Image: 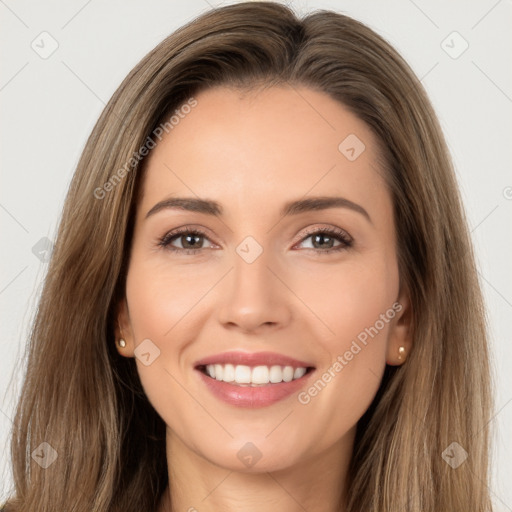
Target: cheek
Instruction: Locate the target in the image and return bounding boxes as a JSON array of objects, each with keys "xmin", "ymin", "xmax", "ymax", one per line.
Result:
[
  {"xmin": 123, "ymin": 256, "xmax": 211, "ymax": 417},
  {"xmin": 294, "ymin": 251, "xmax": 399, "ymax": 354},
  {"xmin": 333, "ymin": 266, "xmax": 395, "ymax": 351},
  {"xmin": 292, "ymin": 253, "xmax": 399, "ymax": 421},
  {"xmin": 125, "ymin": 254, "xmax": 219, "ymax": 341}
]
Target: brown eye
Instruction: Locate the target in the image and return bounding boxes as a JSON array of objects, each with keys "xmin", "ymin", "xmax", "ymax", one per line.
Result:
[
  {"xmin": 172, "ymin": 232, "xmax": 204, "ymax": 250},
  {"xmin": 296, "ymin": 227, "xmax": 353, "ymax": 254},
  {"xmin": 158, "ymin": 227, "xmax": 214, "ymax": 254}
]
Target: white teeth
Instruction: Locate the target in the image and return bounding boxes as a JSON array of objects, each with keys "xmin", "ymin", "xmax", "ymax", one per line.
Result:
[
  {"xmin": 223, "ymin": 363, "xmax": 235, "ymax": 382},
  {"xmin": 214, "ymin": 364, "xmax": 223, "ymax": 381},
  {"xmin": 269, "ymin": 365, "xmax": 283, "ymax": 383},
  {"xmin": 203, "ymin": 363, "xmax": 309, "ymax": 385},
  {"xmin": 282, "ymin": 366, "xmax": 294, "ymax": 382},
  {"xmin": 294, "ymin": 367, "xmax": 306, "ymax": 379},
  {"xmin": 251, "ymin": 365, "xmax": 269, "ymax": 384},
  {"xmin": 234, "ymin": 365, "xmax": 251, "ymax": 384}
]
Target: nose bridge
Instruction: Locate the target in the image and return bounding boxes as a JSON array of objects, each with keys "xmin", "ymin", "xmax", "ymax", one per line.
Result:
[{"xmin": 216, "ymin": 235, "xmax": 291, "ymax": 331}]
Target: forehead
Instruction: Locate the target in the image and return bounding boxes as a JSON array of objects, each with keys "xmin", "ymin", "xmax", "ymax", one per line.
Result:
[{"xmin": 139, "ymin": 85, "xmax": 390, "ymax": 224}]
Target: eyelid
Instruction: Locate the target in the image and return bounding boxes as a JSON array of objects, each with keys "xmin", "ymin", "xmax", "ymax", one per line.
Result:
[
  {"xmin": 158, "ymin": 225, "xmax": 215, "ymax": 249},
  {"xmin": 158, "ymin": 223, "xmax": 353, "ymax": 254},
  {"xmin": 291, "ymin": 224, "xmax": 353, "ymax": 248}
]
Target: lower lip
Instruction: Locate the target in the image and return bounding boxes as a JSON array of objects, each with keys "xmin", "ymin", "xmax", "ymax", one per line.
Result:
[{"xmin": 196, "ymin": 368, "xmax": 315, "ymax": 408}]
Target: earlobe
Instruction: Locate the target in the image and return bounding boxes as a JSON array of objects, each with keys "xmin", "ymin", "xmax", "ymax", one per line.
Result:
[
  {"xmin": 115, "ymin": 298, "xmax": 135, "ymax": 356},
  {"xmin": 386, "ymin": 288, "xmax": 413, "ymax": 366}
]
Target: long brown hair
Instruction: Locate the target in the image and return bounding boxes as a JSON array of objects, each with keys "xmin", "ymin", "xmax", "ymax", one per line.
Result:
[{"xmin": 4, "ymin": 2, "xmax": 493, "ymax": 511}]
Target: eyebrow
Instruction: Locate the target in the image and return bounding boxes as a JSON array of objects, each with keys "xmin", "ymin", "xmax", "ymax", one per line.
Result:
[{"xmin": 145, "ymin": 196, "xmax": 372, "ymax": 224}]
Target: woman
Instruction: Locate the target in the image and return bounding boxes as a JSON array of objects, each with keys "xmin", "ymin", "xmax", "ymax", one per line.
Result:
[{"xmin": 3, "ymin": 2, "xmax": 493, "ymax": 511}]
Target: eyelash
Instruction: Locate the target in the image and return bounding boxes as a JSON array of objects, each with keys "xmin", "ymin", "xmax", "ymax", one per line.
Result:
[{"xmin": 157, "ymin": 225, "xmax": 353, "ymax": 256}]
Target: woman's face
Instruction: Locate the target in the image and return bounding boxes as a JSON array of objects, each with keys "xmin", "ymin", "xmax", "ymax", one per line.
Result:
[{"xmin": 117, "ymin": 85, "xmax": 410, "ymax": 472}]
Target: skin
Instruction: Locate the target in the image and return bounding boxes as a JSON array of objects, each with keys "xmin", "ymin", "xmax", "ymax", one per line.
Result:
[{"xmin": 116, "ymin": 85, "xmax": 412, "ymax": 512}]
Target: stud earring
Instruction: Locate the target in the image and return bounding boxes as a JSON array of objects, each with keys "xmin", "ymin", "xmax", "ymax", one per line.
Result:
[
  {"xmin": 118, "ymin": 339, "xmax": 126, "ymax": 348},
  {"xmin": 397, "ymin": 346, "xmax": 406, "ymax": 361}
]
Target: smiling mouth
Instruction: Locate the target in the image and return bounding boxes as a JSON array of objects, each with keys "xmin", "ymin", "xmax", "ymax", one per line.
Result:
[{"xmin": 196, "ymin": 364, "xmax": 315, "ymax": 387}]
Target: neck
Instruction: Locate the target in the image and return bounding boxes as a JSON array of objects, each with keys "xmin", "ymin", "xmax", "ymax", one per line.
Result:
[{"xmin": 157, "ymin": 427, "xmax": 355, "ymax": 512}]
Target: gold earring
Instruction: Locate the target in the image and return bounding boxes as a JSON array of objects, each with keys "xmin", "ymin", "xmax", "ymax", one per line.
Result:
[{"xmin": 397, "ymin": 346, "xmax": 406, "ymax": 361}]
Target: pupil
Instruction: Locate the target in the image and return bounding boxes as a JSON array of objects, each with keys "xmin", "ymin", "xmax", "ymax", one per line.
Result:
[
  {"xmin": 179, "ymin": 233, "xmax": 336, "ymax": 250},
  {"xmin": 313, "ymin": 233, "xmax": 333, "ymax": 249},
  {"xmin": 183, "ymin": 234, "xmax": 201, "ymax": 248}
]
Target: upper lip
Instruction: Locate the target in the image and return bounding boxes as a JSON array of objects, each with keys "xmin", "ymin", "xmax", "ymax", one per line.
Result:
[{"xmin": 194, "ymin": 351, "xmax": 315, "ymax": 369}]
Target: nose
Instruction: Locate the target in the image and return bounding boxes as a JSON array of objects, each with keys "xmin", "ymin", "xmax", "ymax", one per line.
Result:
[{"xmin": 216, "ymin": 246, "xmax": 292, "ymax": 334}]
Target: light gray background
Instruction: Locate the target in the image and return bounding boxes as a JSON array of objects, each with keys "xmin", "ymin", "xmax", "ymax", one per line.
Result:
[{"xmin": 1, "ymin": 0, "xmax": 511, "ymax": 508}]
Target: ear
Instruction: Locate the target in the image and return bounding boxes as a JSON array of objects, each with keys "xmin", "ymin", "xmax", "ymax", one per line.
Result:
[
  {"xmin": 114, "ymin": 298, "xmax": 136, "ymax": 357},
  {"xmin": 385, "ymin": 286, "xmax": 413, "ymax": 366}
]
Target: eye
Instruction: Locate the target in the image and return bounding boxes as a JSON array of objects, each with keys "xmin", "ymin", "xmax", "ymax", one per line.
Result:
[
  {"xmin": 158, "ymin": 225, "xmax": 353, "ymax": 256},
  {"xmin": 294, "ymin": 226, "xmax": 353, "ymax": 254},
  {"xmin": 158, "ymin": 226, "xmax": 214, "ymax": 255}
]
